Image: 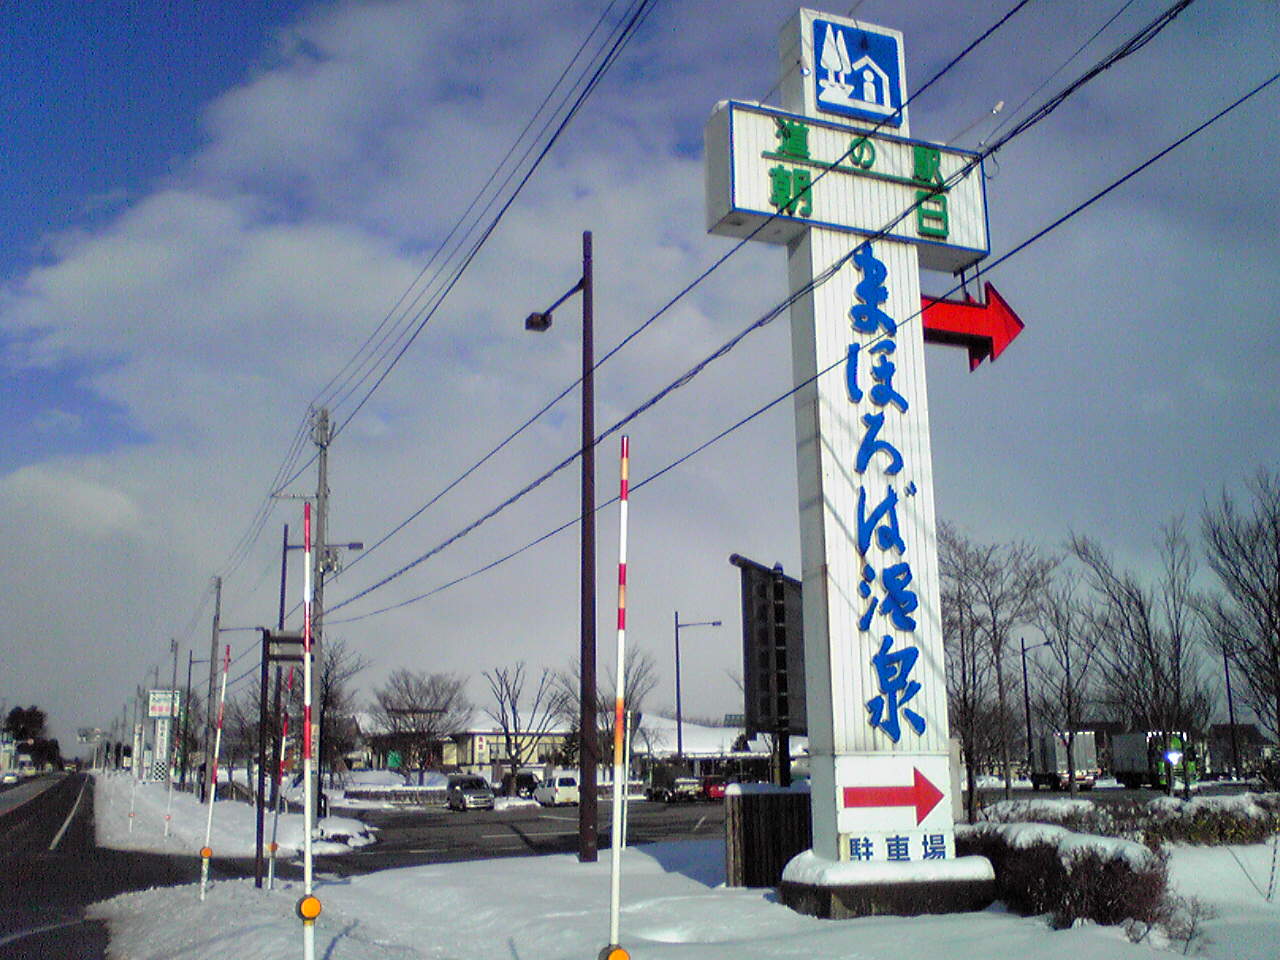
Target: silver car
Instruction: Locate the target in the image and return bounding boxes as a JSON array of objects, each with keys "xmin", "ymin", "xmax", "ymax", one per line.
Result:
[{"xmin": 446, "ymin": 774, "xmax": 495, "ymax": 811}]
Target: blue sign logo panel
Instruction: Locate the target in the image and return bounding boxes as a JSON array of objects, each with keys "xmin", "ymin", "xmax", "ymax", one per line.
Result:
[{"xmin": 812, "ymin": 19, "xmax": 903, "ymax": 128}]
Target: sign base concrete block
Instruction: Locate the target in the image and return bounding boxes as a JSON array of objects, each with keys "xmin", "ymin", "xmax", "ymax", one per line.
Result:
[{"xmin": 779, "ymin": 851, "xmax": 995, "ymax": 918}]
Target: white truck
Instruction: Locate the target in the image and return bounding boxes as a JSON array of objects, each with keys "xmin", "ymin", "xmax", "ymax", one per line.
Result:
[{"xmin": 1030, "ymin": 731, "xmax": 1098, "ymax": 790}]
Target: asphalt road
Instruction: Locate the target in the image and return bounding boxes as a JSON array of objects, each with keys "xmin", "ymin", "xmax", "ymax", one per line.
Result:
[
  {"xmin": 318, "ymin": 798, "xmax": 728, "ymax": 876},
  {"xmin": 0, "ymin": 773, "xmax": 270, "ymax": 959}
]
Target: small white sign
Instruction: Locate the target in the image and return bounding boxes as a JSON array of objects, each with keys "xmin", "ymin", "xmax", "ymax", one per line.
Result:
[
  {"xmin": 147, "ymin": 689, "xmax": 180, "ymax": 719},
  {"xmin": 705, "ymin": 101, "xmax": 988, "ymax": 272}
]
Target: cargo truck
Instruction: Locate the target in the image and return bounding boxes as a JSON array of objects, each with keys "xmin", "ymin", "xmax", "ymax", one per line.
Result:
[
  {"xmin": 1111, "ymin": 731, "xmax": 1199, "ymax": 789},
  {"xmin": 1030, "ymin": 731, "xmax": 1099, "ymax": 791}
]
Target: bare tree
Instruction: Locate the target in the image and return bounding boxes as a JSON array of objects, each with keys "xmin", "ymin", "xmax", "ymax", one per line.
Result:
[
  {"xmin": 1201, "ymin": 470, "xmax": 1280, "ymax": 738},
  {"xmin": 222, "ymin": 682, "xmax": 263, "ymax": 792},
  {"xmin": 939, "ymin": 522, "xmax": 1055, "ymax": 800},
  {"xmin": 556, "ymin": 647, "xmax": 659, "ymax": 757},
  {"xmin": 1071, "ymin": 522, "xmax": 1213, "ymax": 790},
  {"xmin": 484, "ymin": 662, "xmax": 566, "ymax": 782},
  {"xmin": 370, "ymin": 670, "xmax": 470, "ymax": 784},
  {"xmin": 1032, "ymin": 574, "xmax": 1100, "ymax": 795},
  {"xmin": 316, "ymin": 639, "xmax": 370, "ymax": 785},
  {"xmin": 940, "ymin": 528, "xmax": 998, "ymax": 822}
]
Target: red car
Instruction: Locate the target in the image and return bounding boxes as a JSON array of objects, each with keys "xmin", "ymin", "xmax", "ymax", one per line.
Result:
[{"xmin": 700, "ymin": 776, "xmax": 727, "ymax": 800}]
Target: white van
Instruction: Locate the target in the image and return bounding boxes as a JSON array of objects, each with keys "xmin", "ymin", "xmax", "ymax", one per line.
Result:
[{"xmin": 533, "ymin": 773, "xmax": 579, "ymax": 806}]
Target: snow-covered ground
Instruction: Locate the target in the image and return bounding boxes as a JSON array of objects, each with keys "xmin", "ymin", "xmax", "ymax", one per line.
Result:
[
  {"xmin": 94, "ymin": 770, "xmax": 375, "ymax": 857},
  {"xmin": 89, "ymin": 772, "xmax": 1280, "ymax": 959}
]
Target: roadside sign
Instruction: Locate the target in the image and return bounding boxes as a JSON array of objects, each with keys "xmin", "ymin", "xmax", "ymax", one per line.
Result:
[
  {"xmin": 266, "ymin": 630, "xmax": 305, "ymax": 662},
  {"xmin": 148, "ymin": 690, "xmax": 180, "ymax": 719}
]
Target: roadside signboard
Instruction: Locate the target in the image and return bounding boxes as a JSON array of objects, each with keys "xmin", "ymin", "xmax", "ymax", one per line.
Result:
[
  {"xmin": 704, "ymin": 9, "xmax": 998, "ymax": 864},
  {"xmin": 148, "ymin": 689, "xmax": 180, "ymax": 719}
]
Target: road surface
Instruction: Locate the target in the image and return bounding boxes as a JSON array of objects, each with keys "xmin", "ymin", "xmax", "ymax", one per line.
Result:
[
  {"xmin": 0, "ymin": 773, "xmax": 263, "ymax": 959},
  {"xmin": 319, "ymin": 797, "xmax": 727, "ymax": 875}
]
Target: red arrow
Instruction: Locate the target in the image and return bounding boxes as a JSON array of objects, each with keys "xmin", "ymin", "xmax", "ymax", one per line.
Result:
[
  {"xmin": 920, "ymin": 282, "xmax": 1024, "ymax": 372},
  {"xmin": 841, "ymin": 767, "xmax": 944, "ymax": 825}
]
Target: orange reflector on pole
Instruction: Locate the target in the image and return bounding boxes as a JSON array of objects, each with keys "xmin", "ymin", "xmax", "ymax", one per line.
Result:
[{"xmin": 296, "ymin": 895, "xmax": 323, "ymax": 921}]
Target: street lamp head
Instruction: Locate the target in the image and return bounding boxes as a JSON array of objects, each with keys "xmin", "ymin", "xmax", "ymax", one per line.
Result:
[
  {"xmin": 525, "ymin": 311, "xmax": 553, "ymax": 332},
  {"xmin": 711, "ymin": 620, "xmax": 723, "ymax": 627}
]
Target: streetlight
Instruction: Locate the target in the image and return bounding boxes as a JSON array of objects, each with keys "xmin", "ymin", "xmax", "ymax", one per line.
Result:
[
  {"xmin": 674, "ymin": 613, "xmax": 722, "ymax": 760},
  {"xmin": 1020, "ymin": 637, "xmax": 1051, "ymax": 775},
  {"xmin": 524, "ymin": 229, "xmax": 597, "ymax": 863}
]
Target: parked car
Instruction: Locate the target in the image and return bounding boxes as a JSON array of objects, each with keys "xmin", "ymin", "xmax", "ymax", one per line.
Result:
[
  {"xmin": 445, "ymin": 774, "xmax": 495, "ymax": 811},
  {"xmin": 0, "ymin": 771, "xmax": 18, "ymax": 785},
  {"xmin": 534, "ymin": 773, "xmax": 580, "ymax": 806},
  {"xmin": 700, "ymin": 776, "xmax": 727, "ymax": 801},
  {"xmin": 500, "ymin": 771, "xmax": 541, "ymax": 798},
  {"xmin": 646, "ymin": 763, "xmax": 700, "ymax": 803}
]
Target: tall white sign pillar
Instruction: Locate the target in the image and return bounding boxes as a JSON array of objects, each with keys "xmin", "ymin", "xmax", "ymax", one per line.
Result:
[{"xmin": 706, "ymin": 8, "xmax": 991, "ymax": 872}]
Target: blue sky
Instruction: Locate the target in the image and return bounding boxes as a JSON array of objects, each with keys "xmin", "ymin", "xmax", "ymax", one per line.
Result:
[
  {"xmin": 0, "ymin": 2, "xmax": 311, "ymax": 467},
  {"xmin": 1, "ymin": 0, "xmax": 1277, "ymax": 750}
]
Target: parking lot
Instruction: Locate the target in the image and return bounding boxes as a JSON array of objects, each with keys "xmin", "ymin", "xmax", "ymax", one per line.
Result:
[{"xmin": 317, "ymin": 796, "xmax": 727, "ymax": 876}]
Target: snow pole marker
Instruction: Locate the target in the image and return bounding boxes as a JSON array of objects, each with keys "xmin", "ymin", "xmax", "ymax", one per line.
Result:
[
  {"xmin": 300, "ymin": 502, "xmax": 318, "ymax": 960},
  {"xmin": 199, "ymin": 643, "xmax": 231, "ymax": 901},
  {"xmin": 601, "ymin": 436, "xmax": 631, "ymax": 960}
]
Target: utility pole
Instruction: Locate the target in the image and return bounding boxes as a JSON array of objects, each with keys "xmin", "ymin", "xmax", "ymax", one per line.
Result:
[
  {"xmin": 168, "ymin": 639, "xmax": 179, "ymax": 774},
  {"xmin": 578, "ymin": 232, "xmax": 598, "ymax": 864},
  {"xmin": 131, "ymin": 686, "xmax": 143, "ymax": 781},
  {"xmin": 204, "ymin": 576, "xmax": 222, "ymax": 802},
  {"xmin": 270, "ymin": 523, "xmax": 292, "ymax": 810},
  {"xmin": 311, "ymin": 408, "xmax": 330, "ymax": 804},
  {"xmin": 181, "ymin": 650, "xmax": 196, "ymax": 787}
]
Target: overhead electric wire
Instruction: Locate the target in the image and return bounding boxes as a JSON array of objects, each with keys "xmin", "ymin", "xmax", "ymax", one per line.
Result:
[
  {"xmin": 310, "ymin": 0, "xmax": 633, "ymax": 419},
  {"xmin": 327, "ymin": 0, "xmax": 661, "ymax": 443},
  {"xmin": 330, "ymin": 65, "xmax": 1280, "ymax": 624},
  {"xmin": 327, "ymin": 0, "xmax": 1036, "ymax": 588},
  {"xmin": 978, "ymin": 0, "xmax": 1142, "ymax": 147},
  {"xmin": 263, "ymin": 0, "xmax": 659, "ymax": 509},
  {"xmin": 210, "ymin": 0, "xmax": 652, "ymax": 582},
  {"xmin": 328, "ymin": 8, "xmax": 1255, "ymax": 623}
]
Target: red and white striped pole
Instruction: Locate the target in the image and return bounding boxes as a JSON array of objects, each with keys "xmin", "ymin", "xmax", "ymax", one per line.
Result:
[
  {"xmin": 604, "ymin": 436, "xmax": 631, "ymax": 960},
  {"xmin": 199, "ymin": 643, "xmax": 230, "ymax": 901},
  {"xmin": 298, "ymin": 503, "xmax": 321, "ymax": 957}
]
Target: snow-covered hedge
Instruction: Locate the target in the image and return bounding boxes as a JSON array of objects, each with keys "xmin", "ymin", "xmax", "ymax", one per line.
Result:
[
  {"xmin": 956, "ymin": 821, "xmax": 1167, "ymax": 929},
  {"xmin": 978, "ymin": 793, "xmax": 1280, "ymax": 846}
]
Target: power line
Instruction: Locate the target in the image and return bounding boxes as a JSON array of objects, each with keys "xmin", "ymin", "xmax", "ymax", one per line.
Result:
[
  {"xmin": 326, "ymin": 65, "xmax": 1280, "ymax": 623},
  {"xmin": 978, "ymin": 0, "xmax": 1142, "ymax": 148},
  {"xmin": 325, "ymin": 0, "xmax": 661, "ymax": 444},
  {"xmin": 310, "ymin": 0, "xmax": 637, "ymax": 421},
  {"xmin": 212, "ymin": 1, "xmax": 655, "ymax": 584}
]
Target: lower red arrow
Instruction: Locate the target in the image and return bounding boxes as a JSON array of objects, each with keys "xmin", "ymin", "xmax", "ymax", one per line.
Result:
[
  {"xmin": 841, "ymin": 767, "xmax": 944, "ymax": 825},
  {"xmin": 921, "ymin": 282, "xmax": 1024, "ymax": 372}
]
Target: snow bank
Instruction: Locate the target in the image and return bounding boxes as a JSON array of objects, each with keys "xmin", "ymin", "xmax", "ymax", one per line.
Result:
[
  {"xmin": 91, "ymin": 838, "xmax": 1177, "ymax": 960},
  {"xmin": 981, "ymin": 797, "xmax": 1095, "ymax": 823},
  {"xmin": 341, "ymin": 770, "xmax": 408, "ymax": 788},
  {"xmin": 958, "ymin": 821, "xmax": 1158, "ymax": 871},
  {"xmin": 1148, "ymin": 793, "xmax": 1270, "ymax": 820},
  {"xmin": 93, "ymin": 772, "xmax": 375, "ymax": 857},
  {"xmin": 724, "ymin": 780, "xmax": 810, "ymax": 797},
  {"xmin": 782, "ymin": 850, "xmax": 994, "ymax": 886}
]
